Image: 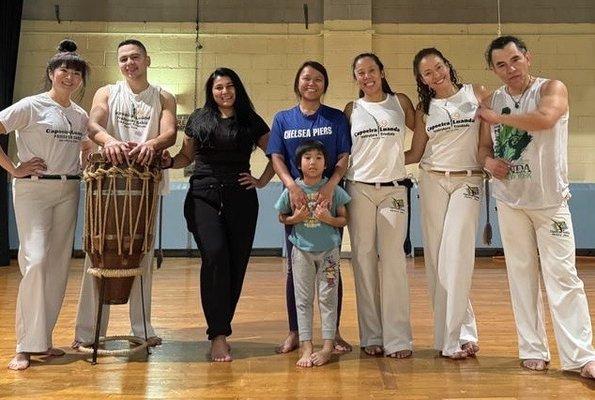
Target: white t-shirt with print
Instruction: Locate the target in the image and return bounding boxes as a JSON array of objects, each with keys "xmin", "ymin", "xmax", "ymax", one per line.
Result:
[{"xmin": 0, "ymin": 92, "xmax": 88, "ymax": 175}]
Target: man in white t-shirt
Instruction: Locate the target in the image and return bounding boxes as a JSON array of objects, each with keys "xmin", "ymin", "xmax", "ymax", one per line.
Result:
[
  {"xmin": 478, "ymin": 35, "xmax": 595, "ymax": 379},
  {"xmin": 73, "ymin": 39, "xmax": 176, "ymax": 348}
]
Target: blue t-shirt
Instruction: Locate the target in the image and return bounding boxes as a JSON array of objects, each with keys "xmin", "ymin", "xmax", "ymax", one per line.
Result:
[
  {"xmin": 266, "ymin": 105, "xmax": 351, "ymax": 179},
  {"xmin": 275, "ymin": 178, "xmax": 351, "ymax": 252}
]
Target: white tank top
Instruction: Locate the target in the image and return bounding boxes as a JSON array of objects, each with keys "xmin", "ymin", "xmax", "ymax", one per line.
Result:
[
  {"xmin": 490, "ymin": 77, "xmax": 569, "ymax": 209},
  {"xmin": 420, "ymin": 84, "xmax": 480, "ymax": 171},
  {"xmin": 106, "ymin": 80, "xmax": 169, "ymax": 193},
  {"xmin": 107, "ymin": 81, "xmax": 162, "ymax": 143},
  {"xmin": 346, "ymin": 94, "xmax": 407, "ymax": 182}
]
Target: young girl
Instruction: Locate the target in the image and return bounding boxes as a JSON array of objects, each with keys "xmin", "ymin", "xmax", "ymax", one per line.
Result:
[
  {"xmin": 275, "ymin": 140, "xmax": 350, "ymax": 367},
  {"xmin": 0, "ymin": 40, "xmax": 93, "ymax": 370}
]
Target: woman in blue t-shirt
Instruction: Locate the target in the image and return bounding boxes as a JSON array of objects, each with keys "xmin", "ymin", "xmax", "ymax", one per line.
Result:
[
  {"xmin": 266, "ymin": 61, "xmax": 352, "ymax": 354},
  {"xmin": 164, "ymin": 67, "xmax": 275, "ymax": 362}
]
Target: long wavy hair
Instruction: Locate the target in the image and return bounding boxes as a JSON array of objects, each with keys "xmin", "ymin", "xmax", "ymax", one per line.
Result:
[
  {"xmin": 413, "ymin": 48, "xmax": 462, "ymax": 115},
  {"xmin": 187, "ymin": 67, "xmax": 258, "ymax": 149},
  {"xmin": 352, "ymin": 53, "xmax": 395, "ymax": 98}
]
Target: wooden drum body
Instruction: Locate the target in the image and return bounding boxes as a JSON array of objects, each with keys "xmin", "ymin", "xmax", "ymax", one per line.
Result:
[{"xmin": 83, "ymin": 153, "xmax": 161, "ymax": 304}]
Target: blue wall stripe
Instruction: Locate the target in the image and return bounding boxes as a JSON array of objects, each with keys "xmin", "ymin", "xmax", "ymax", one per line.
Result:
[{"xmin": 7, "ymin": 182, "xmax": 595, "ymax": 251}]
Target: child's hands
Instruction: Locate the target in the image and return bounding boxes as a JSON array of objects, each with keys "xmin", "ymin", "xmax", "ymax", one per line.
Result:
[
  {"xmin": 314, "ymin": 200, "xmax": 331, "ymax": 223},
  {"xmin": 291, "ymin": 204, "xmax": 310, "ymax": 223}
]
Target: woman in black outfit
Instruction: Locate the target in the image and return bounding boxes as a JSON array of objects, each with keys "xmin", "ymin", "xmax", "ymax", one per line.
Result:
[{"xmin": 164, "ymin": 67, "xmax": 274, "ymax": 362}]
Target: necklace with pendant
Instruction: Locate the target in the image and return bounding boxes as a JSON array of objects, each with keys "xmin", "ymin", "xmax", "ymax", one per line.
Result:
[{"xmin": 506, "ymin": 75, "xmax": 534, "ymax": 109}]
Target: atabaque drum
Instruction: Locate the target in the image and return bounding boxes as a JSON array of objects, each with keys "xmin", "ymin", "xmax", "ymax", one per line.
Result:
[{"xmin": 83, "ymin": 153, "xmax": 162, "ymax": 304}]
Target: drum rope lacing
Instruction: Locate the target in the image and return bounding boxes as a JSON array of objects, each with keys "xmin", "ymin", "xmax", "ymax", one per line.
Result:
[
  {"xmin": 83, "ymin": 163, "xmax": 162, "ymax": 278},
  {"xmin": 77, "ymin": 335, "xmax": 148, "ymax": 356}
]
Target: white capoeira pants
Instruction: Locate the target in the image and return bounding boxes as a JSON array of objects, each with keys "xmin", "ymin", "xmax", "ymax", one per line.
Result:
[
  {"xmin": 497, "ymin": 200, "xmax": 595, "ymax": 370},
  {"xmin": 74, "ymin": 251, "xmax": 155, "ymax": 343},
  {"xmin": 13, "ymin": 178, "xmax": 79, "ymax": 353},
  {"xmin": 346, "ymin": 181, "xmax": 412, "ymax": 354},
  {"xmin": 418, "ymin": 170, "xmax": 481, "ymax": 356}
]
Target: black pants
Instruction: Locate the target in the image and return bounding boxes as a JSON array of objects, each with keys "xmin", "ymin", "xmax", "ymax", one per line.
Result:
[
  {"xmin": 184, "ymin": 175, "xmax": 258, "ymax": 340},
  {"xmin": 284, "ymin": 224, "xmax": 344, "ymax": 333}
]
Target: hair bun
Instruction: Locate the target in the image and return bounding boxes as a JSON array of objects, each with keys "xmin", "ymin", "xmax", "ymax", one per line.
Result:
[{"xmin": 58, "ymin": 39, "xmax": 77, "ymax": 53}]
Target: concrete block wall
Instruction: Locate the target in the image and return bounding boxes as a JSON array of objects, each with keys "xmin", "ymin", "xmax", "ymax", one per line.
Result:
[
  {"xmin": 13, "ymin": 20, "xmax": 595, "ymax": 182},
  {"xmin": 9, "ymin": 16, "xmax": 595, "ymax": 252}
]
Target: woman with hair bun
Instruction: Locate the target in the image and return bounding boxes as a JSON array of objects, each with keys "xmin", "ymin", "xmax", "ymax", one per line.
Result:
[
  {"xmin": 407, "ymin": 48, "xmax": 489, "ymax": 359},
  {"xmin": 0, "ymin": 39, "xmax": 93, "ymax": 370}
]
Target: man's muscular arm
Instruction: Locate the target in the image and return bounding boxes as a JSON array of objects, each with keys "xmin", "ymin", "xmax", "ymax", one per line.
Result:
[
  {"xmin": 478, "ymin": 80, "xmax": 568, "ymax": 132},
  {"xmin": 88, "ymin": 86, "xmax": 133, "ymax": 164},
  {"xmin": 129, "ymin": 90, "xmax": 177, "ymax": 165}
]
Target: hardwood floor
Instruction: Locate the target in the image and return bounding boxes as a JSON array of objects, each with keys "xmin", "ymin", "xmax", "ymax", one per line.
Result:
[{"xmin": 1, "ymin": 256, "xmax": 594, "ymax": 399}]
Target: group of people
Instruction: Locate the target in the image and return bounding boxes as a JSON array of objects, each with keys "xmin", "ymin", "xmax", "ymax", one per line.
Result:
[{"xmin": 1, "ymin": 35, "xmax": 594, "ymax": 380}]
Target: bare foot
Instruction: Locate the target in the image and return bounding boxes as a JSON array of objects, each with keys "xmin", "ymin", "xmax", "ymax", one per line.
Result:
[
  {"xmin": 41, "ymin": 348, "xmax": 65, "ymax": 357},
  {"xmin": 364, "ymin": 345, "xmax": 383, "ymax": 356},
  {"xmin": 146, "ymin": 336, "xmax": 162, "ymax": 347},
  {"xmin": 296, "ymin": 341, "xmax": 313, "ymax": 368},
  {"xmin": 8, "ymin": 353, "xmax": 30, "ymax": 370},
  {"xmin": 275, "ymin": 331, "xmax": 299, "ymax": 354},
  {"xmin": 210, "ymin": 336, "xmax": 232, "ymax": 362},
  {"xmin": 521, "ymin": 359, "xmax": 548, "ymax": 371},
  {"xmin": 311, "ymin": 348, "xmax": 333, "ymax": 366},
  {"xmin": 580, "ymin": 361, "xmax": 595, "ymax": 379},
  {"xmin": 446, "ymin": 350, "xmax": 468, "ymax": 360},
  {"xmin": 462, "ymin": 342, "xmax": 479, "ymax": 357},
  {"xmin": 387, "ymin": 349, "xmax": 413, "ymax": 359},
  {"xmin": 333, "ymin": 332, "xmax": 352, "ymax": 353}
]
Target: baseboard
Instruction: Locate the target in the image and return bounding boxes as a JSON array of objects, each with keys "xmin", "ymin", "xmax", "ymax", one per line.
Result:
[
  {"xmin": 67, "ymin": 248, "xmax": 284, "ymax": 259},
  {"xmin": 5, "ymin": 247, "xmax": 595, "ymax": 260}
]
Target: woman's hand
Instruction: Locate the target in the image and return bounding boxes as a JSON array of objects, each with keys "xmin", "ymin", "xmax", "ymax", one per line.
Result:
[
  {"xmin": 160, "ymin": 150, "xmax": 173, "ymax": 169},
  {"xmin": 238, "ymin": 172, "xmax": 266, "ymax": 189},
  {"xmin": 317, "ymin": 181, "xmax": 335, "ymax": 207},
  {"xmin": 288, "ymin": 183, "xmax": 308, "ymax": 209},
  {"xmin": 12, "ymin": 157, "xmax": 47, "ymax": 178}
]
